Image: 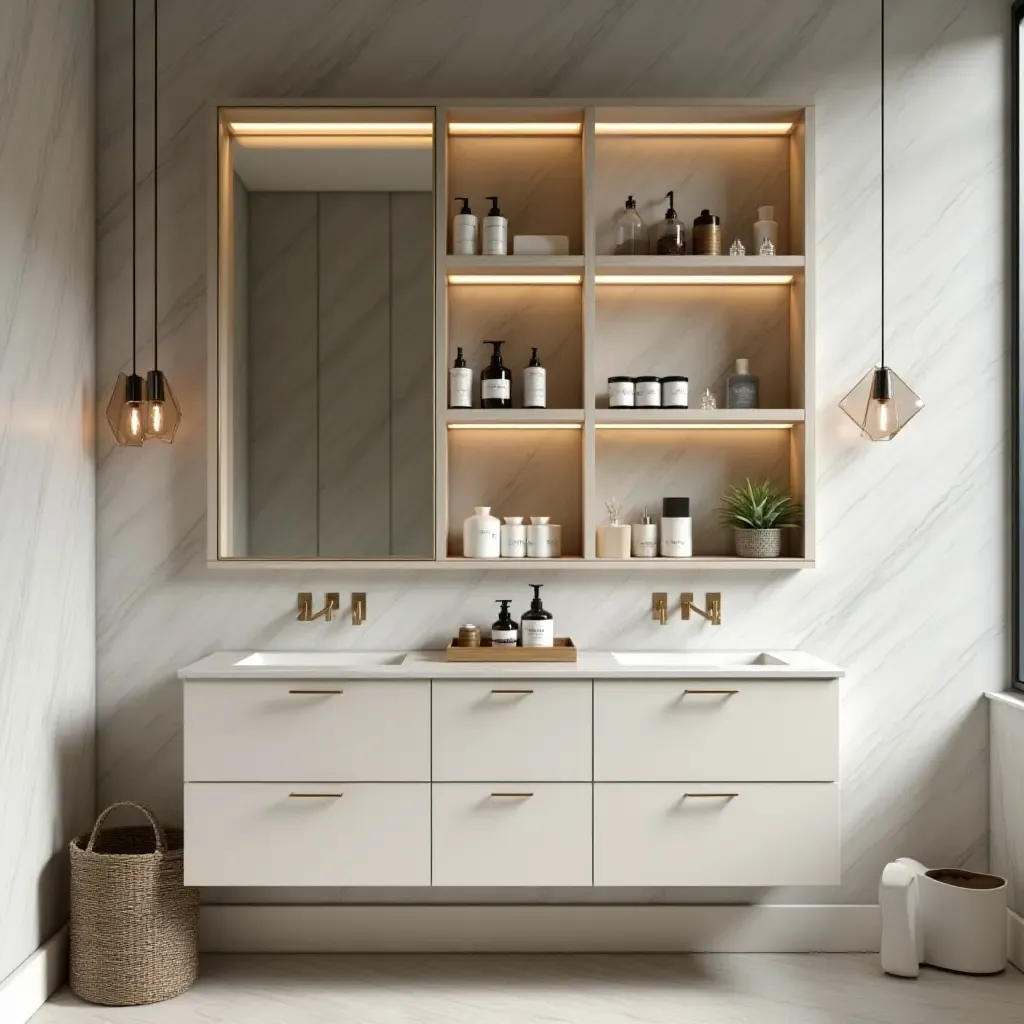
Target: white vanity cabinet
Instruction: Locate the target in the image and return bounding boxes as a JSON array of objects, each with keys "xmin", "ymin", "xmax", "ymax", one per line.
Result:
[{"xmin": 182, "ymin": 668, "xmax": 840, "ymax": 888}]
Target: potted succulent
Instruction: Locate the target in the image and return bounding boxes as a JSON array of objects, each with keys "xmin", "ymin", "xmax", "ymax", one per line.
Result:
[{"xmin": 718, "ymin": 478, "xmax": 803, "ymax": 558}]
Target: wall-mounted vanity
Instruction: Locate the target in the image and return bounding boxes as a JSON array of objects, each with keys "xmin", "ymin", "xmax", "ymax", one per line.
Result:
[
  {"xmin": 210, "ymin": 101, "xmax": 814, "ymax": 570},
  {"xmin": 180, "ymin": 651, "xmax": 841, "ymax": 888}
]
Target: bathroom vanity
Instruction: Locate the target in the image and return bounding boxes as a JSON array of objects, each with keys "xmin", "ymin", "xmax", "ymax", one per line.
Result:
[{"xmin": 180, "ymin": 651, "xmax": 842, "ymax": 888}]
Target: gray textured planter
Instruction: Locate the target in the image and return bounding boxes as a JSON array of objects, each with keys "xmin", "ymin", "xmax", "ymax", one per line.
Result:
[{"xmin": 734, "ymin": 528, "xmax": 783, "ymax": 558}]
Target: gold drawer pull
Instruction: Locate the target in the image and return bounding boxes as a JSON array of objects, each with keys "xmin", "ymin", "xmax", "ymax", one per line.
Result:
[
  {"xmin": 682, "ymin": 689, "xmax": 738, "ymax": 696},
  {"xmin": 683, "ymin": 792, "xmax": 738, "ymax": 799},
  {"xmin": 489, "ymin": 792, "xmax": 533, "ymax": 798},
  {"xmin": 289, "ymin": 792, "xmax": 343, "ymax": 799},
  {"xmin": 288, "ymin": 689, "xmax": 343, "ymax": 695},
  {"xmin": 490, "ymin": 688, "xmax": 534, "ymax": 695}
]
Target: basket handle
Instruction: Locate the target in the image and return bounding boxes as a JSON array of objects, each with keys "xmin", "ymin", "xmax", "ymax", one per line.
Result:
[{"xmin": 86, "ymin": 801, "xmax": 167, "ymax": 853}]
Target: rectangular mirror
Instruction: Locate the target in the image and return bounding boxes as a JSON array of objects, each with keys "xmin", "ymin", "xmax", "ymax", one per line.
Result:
[{"xmin": 215, "ymin": 107, "xmax": 436, "ymax": 559}]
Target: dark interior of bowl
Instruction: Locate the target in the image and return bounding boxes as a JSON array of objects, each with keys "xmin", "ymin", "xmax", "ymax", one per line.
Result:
[{"xmin": 926, "ymin": 868, "xmax": 1005, "ymax": 890}]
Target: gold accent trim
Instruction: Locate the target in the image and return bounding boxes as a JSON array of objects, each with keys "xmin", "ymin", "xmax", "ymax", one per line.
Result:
[
  {"xmin": 351, "ymin": 592, "xmax": 367, "ymax": 626},
  {"xmin": 681, "ymin": 592, "xmax": 722, "ymax": 626},
  {"xmin": 652, "ymin": 592, "xmax": 669, "ymax": 625}
]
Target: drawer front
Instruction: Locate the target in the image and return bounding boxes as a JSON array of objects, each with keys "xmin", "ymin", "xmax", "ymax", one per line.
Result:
[
  {"xmin": 594, "ymin": 680, "xmax": 838, "ymax": 782},
  {"xmin": 432, "ymin": 783, "xmax": 592, "ymax": 886},
  {"xmin": 183, "ymin": 680, "xmax": 429, "ymax": 781},
  {"xmin": 594, "ymin": 783, "xmax": 839, "ymax": 886},
  {"xmin": 184, "ymin": 783, "xmax": 430, "ymax": 886},
  {"xmin": 432, "ymin": 680, "xmax": 592, "ymax": 781}
]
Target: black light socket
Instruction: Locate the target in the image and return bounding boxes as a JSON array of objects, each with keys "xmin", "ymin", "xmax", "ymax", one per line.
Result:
[
  {"xmin": 125, "ymin": 373, "xmax": 145, "ymax": 403},
  {"xmin": 871, "ymin": 367, "xmax": 893, "ymax": 402},
  {"xmin": 146, "ymin": 369, "xmax": 166, "ymax": 402}
]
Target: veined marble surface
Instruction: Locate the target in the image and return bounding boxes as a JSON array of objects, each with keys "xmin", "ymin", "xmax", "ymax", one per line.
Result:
[
  {"xmin": 0, "ymin": 0, "xmax": 95, "ymax": 983},
  {"xmin": 989, "ymin": 692, "xmax": 1024, "ymax": 916},
  {"xmin": 32, "ymin": 953, "xmax": 1024, "ymax": 1024},
  {"xmin": 95, "ymin": 0, "xmax": 1006, "ymax": 907}
]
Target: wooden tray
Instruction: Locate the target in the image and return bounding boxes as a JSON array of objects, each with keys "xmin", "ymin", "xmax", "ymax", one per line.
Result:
[{"xmin": 445, "ymin": 638, "xmax": 578, "ymax": 663}]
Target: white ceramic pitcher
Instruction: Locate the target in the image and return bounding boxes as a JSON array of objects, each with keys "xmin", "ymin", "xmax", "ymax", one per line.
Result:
[{"xmin": 879, "ymin": 857, "xmax": 1007, "ymax": 977}]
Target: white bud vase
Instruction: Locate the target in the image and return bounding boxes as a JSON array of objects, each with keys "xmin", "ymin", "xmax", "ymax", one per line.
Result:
[{"xmin": 463, "ymin": 506, "xmax": 500, "ymax": 559}]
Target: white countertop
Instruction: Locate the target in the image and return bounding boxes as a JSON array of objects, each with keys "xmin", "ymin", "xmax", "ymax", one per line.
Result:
[{"xmin": 179, "ymin": 650, "xmax": 844, "ymax": 681}]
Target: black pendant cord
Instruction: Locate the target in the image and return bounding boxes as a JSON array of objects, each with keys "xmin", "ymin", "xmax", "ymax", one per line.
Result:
[
  {"xmin": 880, "ymin": 0, "xmax": 886, "ymax": 369},
  {"xmin": 131, "ymin": 0, "xmax": 137, "ymax": 377},
  {"xmin": 152, "ymin": 0, "xmax": 158, "ymax": 373}
]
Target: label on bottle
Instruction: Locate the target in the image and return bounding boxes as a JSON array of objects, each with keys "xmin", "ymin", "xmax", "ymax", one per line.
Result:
[
  {"xmin": 660, "ymin": 517, "xmax": 693, "ymax": 557},
  {"xmin": 482, "ymin": 378, "xmax": 511, "ymax": 402},
  {"xmin": 482, "ymin": 218, "xmax": 508, "ymax": 256},
  {"xmin": 523, "ymin": 367, "xmax": 546, "ymax": 408},
  {"xmin": 662, "ymin": 380, "xmax": 688, "ymax": 408},
  {"xmin": 635, "ymin": 381, "xmax": 661, "ymax": 407},
  {"xmin": 449, "ymin": 368, "xmax": 473, "ymax": 408},
  {"xmin": 608, "ymin": 380, "xmax": 635, "ymax": 408},
  {"xmin": 521, "ymin": 618, "xmax": 554, "ymax": 647},
  {"xmin": 491, "ymin": 627, "xmax": 518, "ymax": 647},
  {"xmin": 728, "ymin": 380, "xmax": 758, "ymax": 410}
]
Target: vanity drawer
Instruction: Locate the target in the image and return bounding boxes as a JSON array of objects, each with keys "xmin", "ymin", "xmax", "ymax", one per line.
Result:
[
  {"xmin": 432, "ymin": 680, "xmax": 591, "ymax": 781},
  {"xmin": 594, "ymin": 680, "xmax": 837, "ymax": 782},
  {"xmin": 594, "ymin": 783, "xmax": 839, "ymax": 886},
  {"xmin": 183, "ymin": 680, "xmax": 429, "ymax": 782},
  {"xmin": 183, "ymin": 782, "xmax": 430, "ymax": 886},
  {"xmin": 432, "ymin": 783, "xmax": 592, "ymax": 886}
]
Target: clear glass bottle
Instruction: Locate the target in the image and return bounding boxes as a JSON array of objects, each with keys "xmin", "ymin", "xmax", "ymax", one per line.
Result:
[
  {"xmin": 654, "ymin": 191, "xmax": 685, "ymax": 255},
  {"xmin": 614, "ymin": 196, "xmax": 647, "ymax": 255}
]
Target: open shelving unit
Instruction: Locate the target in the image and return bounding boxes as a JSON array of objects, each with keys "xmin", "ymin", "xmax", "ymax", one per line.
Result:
[{"xmin": 434, "ymin": 102, "xmax": 814, "ymax": 571}]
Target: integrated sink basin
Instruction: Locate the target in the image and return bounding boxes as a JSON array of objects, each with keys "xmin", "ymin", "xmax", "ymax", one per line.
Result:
[
  {"xmin": 235, "ymin": 652, "xmax": 408, "ymax": 668},
  {"xmin": 612, "ymin": 651, "xmax": 788, "ymax": 669}
]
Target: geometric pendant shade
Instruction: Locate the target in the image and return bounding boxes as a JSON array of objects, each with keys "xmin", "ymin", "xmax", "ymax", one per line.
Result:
[
  {"xmin": 105, "ymin": 371, "xmax": 147, "ymax": 446},
  {"xmin": 839, "ymin": 366, "xmax": 924, "ymax": 442},
  {"xmin": 143, "ymin": 369, "xmax": 182, "ymax": 442}
]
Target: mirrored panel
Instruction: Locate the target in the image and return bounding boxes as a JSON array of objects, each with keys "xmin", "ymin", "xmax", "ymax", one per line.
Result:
[{"xmin": 217, "ymin": 108, "xmax": 436, "ymax": 559}]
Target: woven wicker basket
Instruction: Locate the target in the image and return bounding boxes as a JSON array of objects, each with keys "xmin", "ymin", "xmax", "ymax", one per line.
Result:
[
  {"xmin": 69, "ymin": 802, "xmax": 199, "ymax": 1006},
  {"xmin": 733, "ymin": 528, "xmax": 783, "ymax": 559}
]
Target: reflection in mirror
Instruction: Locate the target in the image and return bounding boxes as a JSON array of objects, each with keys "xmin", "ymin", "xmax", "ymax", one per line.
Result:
[{"xmin": 219, "ymin": 111, "xmax": 435, "ymax": 559}]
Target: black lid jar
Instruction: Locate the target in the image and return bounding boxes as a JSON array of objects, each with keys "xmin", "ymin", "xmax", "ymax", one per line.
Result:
[
  {"xmin": 608, "ymin": 376, "xmax": 635, "ymax": 408},
  {"xmin": 693, "ymin": 208, "xmax": 722, "ymax": 256},
  {"xmin": 660, "ymin": 375, "xmax": 689, "ymax": 408},
  {"xmin": 634, "ymin": 375, "xmax": 662, "ymax": 408}
]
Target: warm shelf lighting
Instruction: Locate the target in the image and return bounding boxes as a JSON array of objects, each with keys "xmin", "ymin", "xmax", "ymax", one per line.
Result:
[
  {"xmin": 595, "ymin": 422, "xmax": 793, "ymax": 431},
  {"xmin": 447, "ymin": 423, "xmax": 582, "ymax": 431},
  {"xmin": 595, "ymin": 122, "xmax": 793, "ymax": 136},
  {"xmin": 595, "ymin": 274, "xmax": 793, "ymax": 286},
  {"xmin": 228, "ymin": 122, "xmax": 433, "ymax": 136},
  {"xmin": 447, "ymin": 274, "xmax": 582, "ymax": 286},
  {"xmin": 448, "ymin": 122, "xmax": 582, "ymax": 135}
]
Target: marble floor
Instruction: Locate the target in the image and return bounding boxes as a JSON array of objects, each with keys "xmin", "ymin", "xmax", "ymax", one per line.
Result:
[{"xmin": 31, "ymin": 953, "xmax": 1024, "ymax": 1024}]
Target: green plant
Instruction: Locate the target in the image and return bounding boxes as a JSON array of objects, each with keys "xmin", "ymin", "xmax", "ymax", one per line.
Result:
[{"xmin": 718, "ymin": 479, "xmax": 803, "ymax": 530}]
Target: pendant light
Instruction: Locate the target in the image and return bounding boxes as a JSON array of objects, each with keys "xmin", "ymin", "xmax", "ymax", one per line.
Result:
[
  {"xmin": 104, "ymin": 0, "xmax": 146, "ymax": 446},
  {"xmin": 839, "ymin": 0, "xmax": 923, "ymax": 441},
  {"xmin": 142, "ymin": 0, "xmax": 181, "ymax": 441}
]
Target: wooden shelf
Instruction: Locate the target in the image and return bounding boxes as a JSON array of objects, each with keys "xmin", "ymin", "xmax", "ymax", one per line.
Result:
[
  {"xmin": 594, "ymin": 409, "xmax": 805, "ymax": 428},
  {"xmin": 447, "ymin": 409, "xmax": 585, "ymax": 427},
  {"xmin": 446, "ymin": 255, "xmax": 584, "ymax": 278},
  {"xmin": 595, "ymin": 255, "xmax": 804, "ymax": 279},
  {"xmin": 438, "ymin": 556, "xmax": 811, "ymax": 571}
]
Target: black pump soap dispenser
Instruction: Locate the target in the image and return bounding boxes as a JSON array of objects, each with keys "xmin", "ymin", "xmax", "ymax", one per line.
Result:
[
  {"xmin": 520, "ymin": 584, "xmax": 554, "ymax": 648},
  {"xmin": 481, "ymin": 340, "xmax": 512, "ymax": 409},
  {"xmin": 483, "ymin": 195, "xmax": 508, "ymax": 255},
  {"xmin": 491, "ymin": 600, "xmax": 519, "ymax": 647}
]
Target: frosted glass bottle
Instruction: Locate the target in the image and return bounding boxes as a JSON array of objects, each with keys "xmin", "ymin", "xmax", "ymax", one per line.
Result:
[{"xmin": 614, "ymin": 196, "xmax": 647, "ymax": 255}]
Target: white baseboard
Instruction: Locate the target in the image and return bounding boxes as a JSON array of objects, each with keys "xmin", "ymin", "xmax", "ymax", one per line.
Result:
[
  {"xmin": 1009, "ymin": 910, "xmax": 1024, "ymax": 972},
  {"xmin": 200, "ymin": 904, "xmax": 881, "ymax": 954},
  {"xmin": 0, "ymin": 926, "xmax": 67, "ymax": 1024}
]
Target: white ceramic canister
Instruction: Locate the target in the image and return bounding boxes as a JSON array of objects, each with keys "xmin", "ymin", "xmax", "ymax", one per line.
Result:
[
  {"xmin": 597, "ymin": 523, "xmax": 631, "ymax": 558},
  {"xmin": 660, "ymin": 376, "xmax": 689, "ymax": 409},
  {"xmin": 634, "ymin": 376, "xmax": 661, "ymax": 408},
  {"xmin": 527, "ymin": 516, "xmax": 559, "ymax": 558},
  {"xmin": 500, "ymin": 516, "xmax": 527, "ymax": 558},
  {"xmin": 463, "ymin": 506, "xmax": 500, "ymax": 558},
  {"xmin": 659, "ymin": 497, "xmax": 692, "ymax": 557}
]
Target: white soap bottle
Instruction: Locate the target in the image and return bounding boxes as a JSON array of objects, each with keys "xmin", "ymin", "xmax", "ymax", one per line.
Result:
[
  {"xmin": 523, "ymin": 348, "xmax": 546, "ymax": 408},
  {"xmin": 482, "ymin": 195, "xmax": 508, "ymax": 255},
  {"xmin": 452, "ymin": 197, "xmax": 478, "ymax": 255},
  {"xmin": 448, "ymin": 347, "xmax": 473, "ymax": 408},
  {"xmin": 753, "ymin": 205, "xmax": 779, "ymax": 254}
]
